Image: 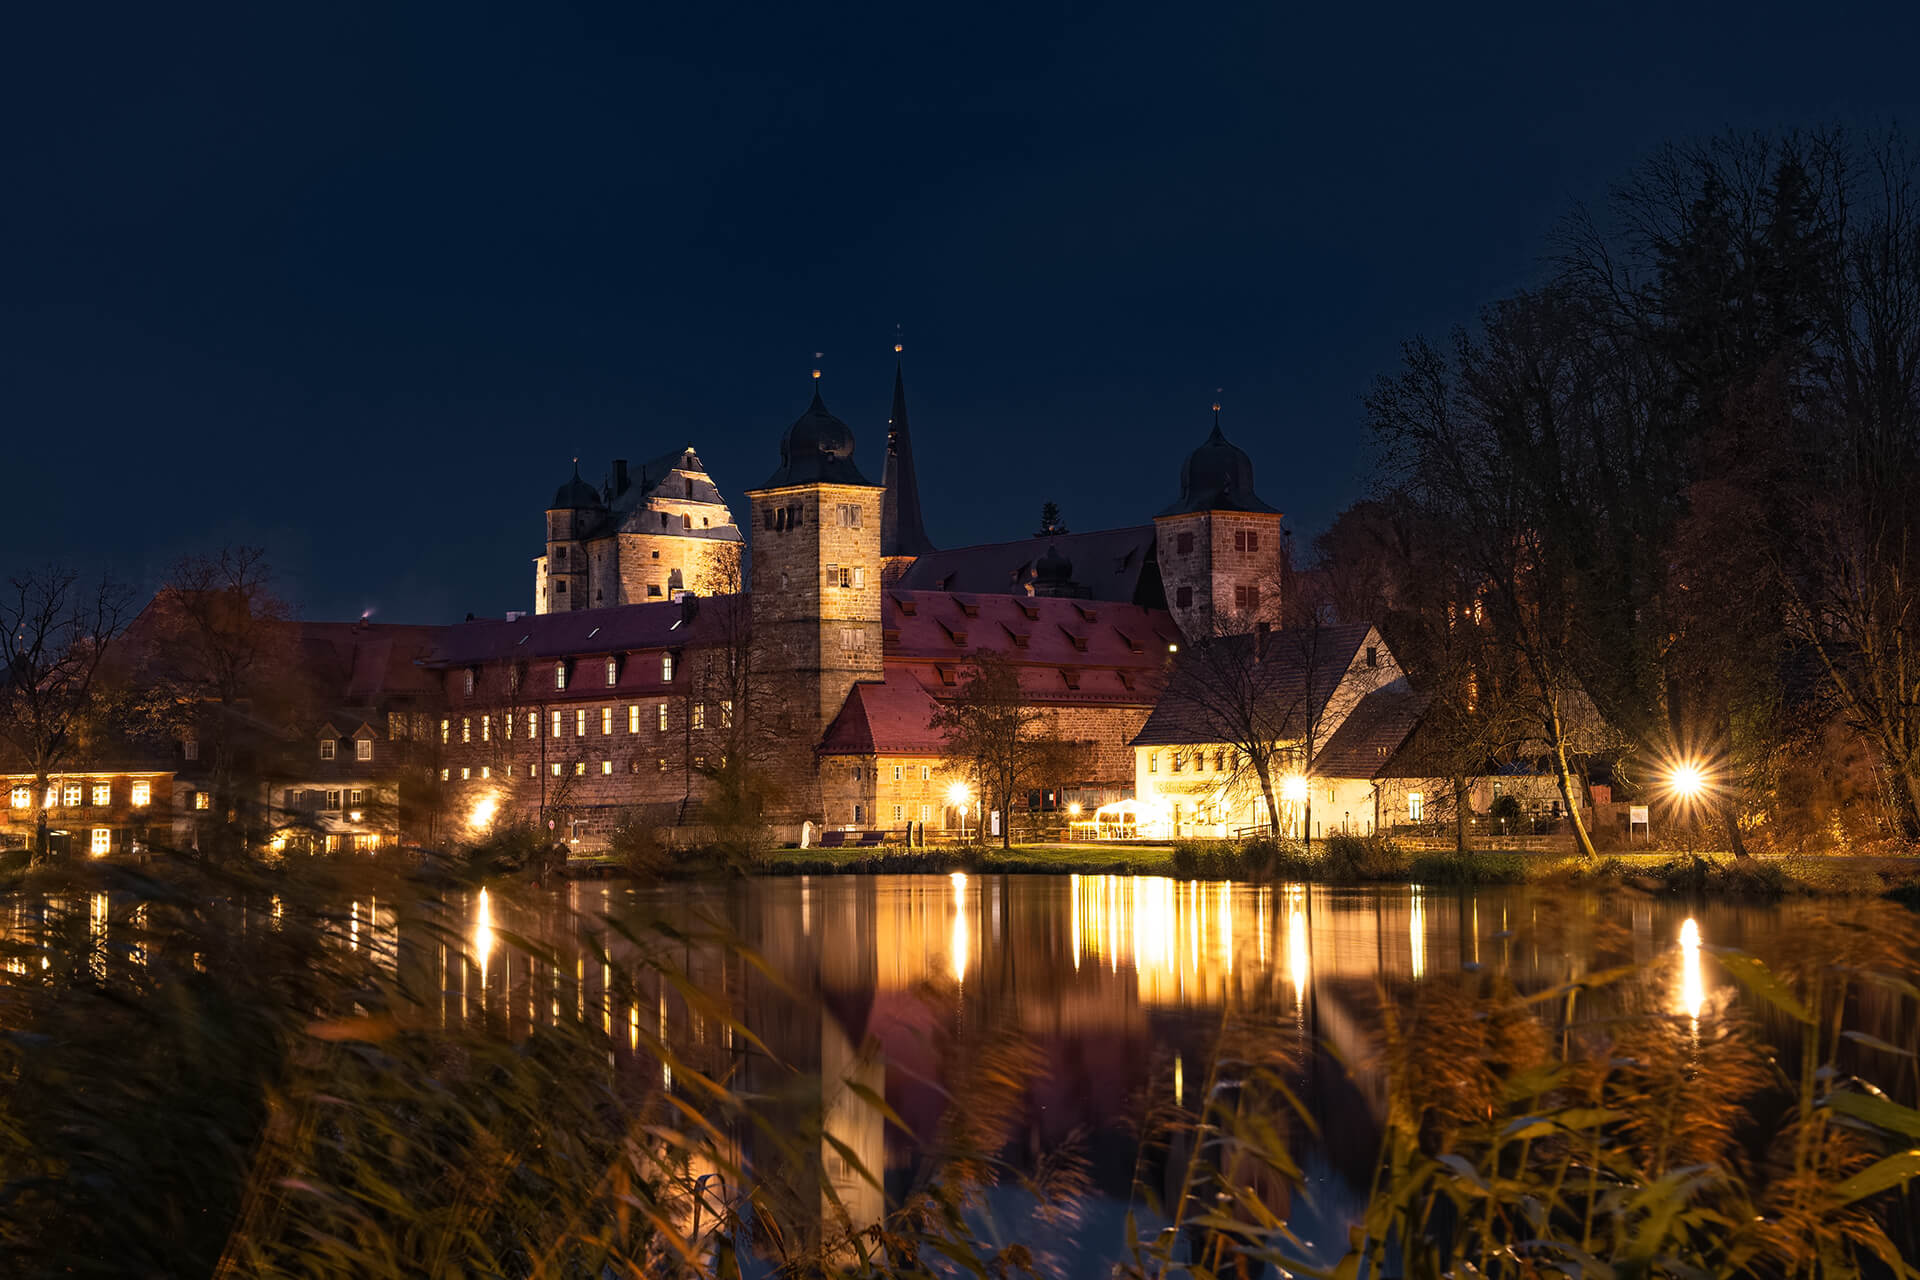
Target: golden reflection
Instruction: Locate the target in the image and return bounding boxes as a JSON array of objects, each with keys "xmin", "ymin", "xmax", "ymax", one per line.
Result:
[
  {"xmin": 949, "ymin": 871, "xmax": 969, "ymax": 984},
  {"xmin": 1679, "ymin": 917, "xmax": 1705, "ymax": 1021},
  {"xmin": 1409, "ymin": 889, "xmax": 1426, "ymax": 981},
  {"xmin": 1286, "ymin": 887, "xmax": 1309, "ymax": 1006},
  {"xmin": 1173, "ymin": 1054, "xmax": 1184, "ymax": 1107},
  {"xmin": 474, "ymin": 888, "xmax": 494, "ymax": 995}
]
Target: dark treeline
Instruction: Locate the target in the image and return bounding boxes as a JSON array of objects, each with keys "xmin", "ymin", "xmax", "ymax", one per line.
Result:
[{"xmin": 1320, "ymin": 129, "xmax": 1920, "ymax": 856}]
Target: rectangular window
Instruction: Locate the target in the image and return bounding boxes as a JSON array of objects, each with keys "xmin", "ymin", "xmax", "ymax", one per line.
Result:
[
  {"xmin": 480, "ymin": 715, "xmax": 490, "ymax": 744},
  {"xmin": 480, "ymin": 766, "xmax": 490, "ymax": 779},
  {"xmin": 921, "ymin": 765, "xmax": 931, "ymax": 781},
  {"xmin": 62, "ymin": 783, "xmax": 80, "ymax": 807},
  {"xmin": 440, "ymin": 768, "xmax": 450, "ymax": 782},
  {"xmin": 528, "ymin": 712, "xmax": 538, "ymax": 740},
  {"xmin": 836, "ymin": 502, "xmax": 862, "ymax": 528},
  {"xmin": 691, "ymin": 703, "xmax": 705, "ymax": 730},
  {"xmin": 349, "ymin": 789, "xmax": 365, "ymax": 805},
  {"xmin": 1148, "ymin": 752, "xmax": 1158, "ymax": 774},
  {"xmin": 602, "ymin": 706, "xmax": 613, "ymax": 735},
  {"xmin": 920, "ymin": 804, "xmax": 932, "ymax": 822},
  {"xmin": 551, "ymin": 710, "xmax": 562, "ymax": 738},
  {"xmin": 357, "ymin": 737, "xmax": 374, "ymax": 760},
  {"xmin": 91, "ymin": 828, "xmax": 110, "ymax": 856},
  {"xmin": 1408, "ymin": 791, "xmax": 1425, "ymax": 822},
  {"xmin": 463, "ymin": 668, "xmax": 476, "ymax": 695},
  {"xmin": 326, "ymin": 790, "xmax": 342, "ymax": 810},
  {"xmin": 183, "ymin": 737, "xmax": 199, "ymax": 760},
  {"xmin": 131, "ymin": 781, "xmax": 151, "ymax": 807},
  {"xmin": 853, "ymin": 804, "xmax": 863, "ymax": 823},
  {"xmin": 320, "ymin": 739, "xmax": 336, "ymax": 760},
  {"xmin": 575, "ymin": 708, "xmax": 587, "ymax": 736},
  {"xmin": 440, "ymin": 719, "xmax": 450, "ymax": 745},
  {"xmin": 462, "ymin": 717, "xmax": 471, "ymax": 743},
  {"xmin": 657, "ymin": 703, "xmax": 669, "ymax": 732},
  {"xmin": 628, "ymin": 704, "xmax": 640, "ymax": 733},
  {"xmin": 193, "ymin": 790, "xmax": 210, "ymax": 810},
  {"xmin": 574, "ymin": 761, "xmax": 586, "ymax": 776},
  {"xmin": 551, "ymin": 762, "xmax": 563, "ymax": 777},
  {"xmin": 657, "ymin": 757, "xmax": 669, "ymax": 772},
  {"xmin": 720, "ymin": 700, "xmax": 733, "ymax": 728},
  {"xmin": 10, "ymin": 787, "xmax": 28, "ymax": 808},
  {"xmin": 555, "ymin": 661, "xmax": 568, "ymax": 690},
  {"xmin": 892, "ymin": 804, "xmax": 903, "ymax": 821},
  {"xmin": 1177, "ymin": 531, "xmax": 1194, "ymax": 554},
  {"xmin": 601, "ymin": 760, "xmax": 612, "ymax": 775},
  {"xmin": 892, "ymin": 765, "xmax": 903, "ymax": 781},
  {"xmin": 505, "ymin": 713, "xmax": 514, "ymax": 740},
  {"xmin": 91, "ymin": 784, "xmax": 110, "ymax": 806},
  {"xmin": 606, "ymin": 658, "xmax": 619, "ymax": 686},
  {"xmin": 661, "ymin": 653, "xmax": 675, "ymax": 682}
]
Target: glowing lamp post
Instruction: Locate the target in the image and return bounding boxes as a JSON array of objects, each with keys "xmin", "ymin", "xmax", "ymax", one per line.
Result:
[
  {"xmin": 1664, "ymin": 760, "xmax": 1711, "ymax": 854},
  {"xmin": 947, "ymin": 782, "xmax": 972, "ymax": 842}
]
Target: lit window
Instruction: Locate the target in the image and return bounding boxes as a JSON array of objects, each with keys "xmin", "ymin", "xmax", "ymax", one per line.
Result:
[
  {"xmin": 63, "ymin": 784, "xmax": 81, "ymax": 807},
  {"xmin": 527, "ymin": 712, "xmax": 538, "ymax": 739},
  {"xmin": 131, "ymin": 781, "xmax": 151, "ymax": 807},
  {"xmin": 440, "ymin": 768, "xmax": 450, "ymax": 781},
  {"xmin": 551, "ymin": 710, "xmax": 562, "ymax": 738},
  {"xmin": 320, "ymin": 739, "xmax": 336, "ymax": 760},
  {"xmin": 570, "ymin": 708, "xmax": 583, "ymax": 736},
  {"xmin": 628, "ymin": 704, "xmax": 639, "ymax": 733},
  {"xmin": 661, "ymin": 653, "xmax": 675, "ymax": 682},
  {"xmin": 1148, "ymin": 752, "xmax": 1158, "ymax": 774},
  {"xmin": 602, "ymin": 706, "xmax": 613, "ymax": 734},
  {"xmin": 606, "ymin": 658, "xmax": 618, "ymax": 686},
  {"xmin": 720, "ymin": 700, "xmax": 733, "ymax": 728},
  {"xmin": 91, "ymin": 828, "xmax": 110, "ymax": 856},
  {"xmin": 657, "ymin": 703, "xmax": 668, "ymax": 732},
  {"xmin": 357, "ymin": 737, "xmax": 373, "ymax": 761},
  {"xmin": 601, "ymin": 760, "xmax": 613, "ymax": 775},
  {"xmin": 462, "ymin": 717, "xmax": 471, "ymax": 743},
  {"xmin": 555, "ymin": 661, "xmax": 568, "ymax": 690},
  {"xmin": 1408, "ymin": 791, "xmax": 1425, "ymax": 823},
  {"xmin": 326, "ymin": 790, "xmax": 342, "ymax": 810},
  {"xmin": 349, "ymin": 789, "xmax": 364, "ymax": 805},
  {"xmin": 43, "ymin": 788, "xmax": 55, "ymax": 808},
  {"xmin": 551, "ymin": 762, "xmax": 563, "ymax": 777},
  {"xmin": 193, "ymin": 791, "xmax": 210, "ymax": 811},
  {"xmin": 574, "ymin": 761, "xmax": 586, "ymax": 776},
  {"xmin": 480, "ymin": 766, "xmax": 490, "ymax": 779},
  {"xmin": 657, "ymin": 757, "xmax": 668, "ymax": 772},
  {"xmin": 91, "ymin": 784, "xmax": 110, "ymax": 806},
  {"xmin": 692, "ymin": 703, "xmax": 705, "ymax": 730},
  {"xmin": 921, "ymin": 765, "xmax": 931, "ymax": 781},
  {"xmin": 10, "ymin": 787, "xmax": 30, "ymax": 809},
  {"xmin": 480, "ymin": 715, "xmax": 490, "ymax": 744},
  {"xmin": 461, "ymin": 767, "xmax": 470, "ymax": 780}
]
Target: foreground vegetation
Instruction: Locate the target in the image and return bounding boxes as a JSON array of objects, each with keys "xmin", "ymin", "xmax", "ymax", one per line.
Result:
[{"xmin": 1, "ymin": 850, "xmax": 1916, "ymax": 1277}]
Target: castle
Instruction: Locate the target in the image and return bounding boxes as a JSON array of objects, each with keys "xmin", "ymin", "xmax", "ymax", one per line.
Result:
[{"xmin": 415, "ymin": 354, "xmax": 1538, "ymax": 846}]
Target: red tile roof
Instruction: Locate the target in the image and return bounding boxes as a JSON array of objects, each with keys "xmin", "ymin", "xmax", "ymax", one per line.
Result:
[{"xmin": 423, "ymin": 596, "xmax": 745, "ymax": 666}]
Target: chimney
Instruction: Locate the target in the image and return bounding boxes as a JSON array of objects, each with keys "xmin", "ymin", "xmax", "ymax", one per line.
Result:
[{"xmin": 612, "ymin": 459, "xmax": 630, "ymax": 495}]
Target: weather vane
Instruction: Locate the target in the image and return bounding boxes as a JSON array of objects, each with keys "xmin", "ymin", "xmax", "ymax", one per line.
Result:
[
  {"xmin": 812, "ymin": 351, "xmax": 823, "ymax": 382},
  {"xmin": 894, "ymin": 322, "xmax": 904, "ymax": 355}
]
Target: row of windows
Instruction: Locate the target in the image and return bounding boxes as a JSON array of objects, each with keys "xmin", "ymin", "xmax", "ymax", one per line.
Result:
[
  {"xmin": 281, "ymin": 788, "xmax": 368, "ymax": 812},
  {"xmin": 1171, "ymin": 530, "xmax": 1263, "ymax": 555},
  {"xmin": 824, "ymin": 563, "xmax": 866, "ymax": 590},
  {"xmin": 442, "ymin": 755, "xmax": 716, "ymax": 782},
  {"xmin": 318, "ymin": 738, "xmax": 375, "ymax": 761},
  {"xmin": 10, "ymin": 781, "xmax": 152, "ymax": 808},
  {"xmin": 443, "ymin": 700, "xmax": 730, "ymax": 744},
  {"xmin": 1171, "ymin": 583, "xmax": 1262, "ymax": 610},
  {"xmin": 1147, "ymin": 748, "xmax": 1235, "ymax": 775},
  {"xmin": 842, "ymin": 764, "xmax": 937, "ymax": 783}
]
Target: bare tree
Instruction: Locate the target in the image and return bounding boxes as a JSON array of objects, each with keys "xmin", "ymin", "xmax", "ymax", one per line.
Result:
[
  {"xmin": 931, "ymin": 649, "xmax": 1068, "ymax": 849},
  {"xmin": 0, "ymin": 568, "xmax": 133, "ymax": 862}
]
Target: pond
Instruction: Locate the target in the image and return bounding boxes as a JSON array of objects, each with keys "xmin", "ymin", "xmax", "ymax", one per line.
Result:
[{"xmin": 436, "ymin": 874, "xmax": 1915, "ymax": 1273}]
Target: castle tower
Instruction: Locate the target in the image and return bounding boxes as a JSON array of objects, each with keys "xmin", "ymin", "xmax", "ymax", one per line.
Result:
[
  {"xmin": 1154, "ymin": 408, "xmax": 1284, "ymax": 638},
  {"xmin": 747, "ymin": 379, "xmax": 886, "ymax": 817},
  {"xmin": 880, "ymin": 346, "xmax": 935, "ymax": 568},
  {"xmin": 538, "ymin": 462, "xmax": 607, "ymax": 613}
]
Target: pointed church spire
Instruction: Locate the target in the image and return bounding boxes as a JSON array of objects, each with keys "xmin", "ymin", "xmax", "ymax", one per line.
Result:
[{"xmin": 881, "ymin": 340, "xmax": 935, "ymax": 558}]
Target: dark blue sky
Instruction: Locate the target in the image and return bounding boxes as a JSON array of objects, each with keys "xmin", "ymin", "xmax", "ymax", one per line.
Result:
[{"xmin": 6, "ymin": 1, "xmax": 1917, "ymax": 621}]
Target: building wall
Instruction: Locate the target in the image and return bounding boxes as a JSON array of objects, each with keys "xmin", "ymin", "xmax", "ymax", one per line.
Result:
[
  {"xmin": 613, "ymin": 532, "xmax": 739, "ymax": 606},
  {"xmin": 1, "ymin": 771, "xmax": 179, "ymax": 854}
]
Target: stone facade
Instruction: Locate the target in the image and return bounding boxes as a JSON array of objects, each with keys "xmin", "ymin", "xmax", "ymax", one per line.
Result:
[{"xmin": 1154, "ymin": 509, "xmax": 1285, "ymax": 638}]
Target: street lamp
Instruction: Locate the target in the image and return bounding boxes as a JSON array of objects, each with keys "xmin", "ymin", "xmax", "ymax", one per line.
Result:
[
  {"xmin": 1664, "ymin": 759, "xmax": 1712, "ymax": 855},
  {"xmin": 947, "ymin": 781, "xmax": 971, "ymax": 842}
]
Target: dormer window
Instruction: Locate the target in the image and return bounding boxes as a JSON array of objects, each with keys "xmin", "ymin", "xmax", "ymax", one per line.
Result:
[
  {"xmin": 463, "ymin": 668, "xmax": 476, "ymax": 695},
  {"xmin": 320, "ymin": 739, "xmax": 336, "ymax": 761},
  {"xmin": 661, "ymin": 652, "xmax": 675, "ymax": 682},
  {"xmin": 605, "ymin": 657, "xmax": 619, "ymax": 686},
  {"xmin": 357, "ymin": 739, "xmax": 373, "ymax": 762},
  {"xmin": 555, "ymin": 661, "xmax": 569, "ymax": 690}
]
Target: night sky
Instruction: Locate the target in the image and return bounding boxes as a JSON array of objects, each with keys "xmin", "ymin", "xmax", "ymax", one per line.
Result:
[{"xmin": 7, "ymin": 2, "xmax": 1918, "ymax": 622}]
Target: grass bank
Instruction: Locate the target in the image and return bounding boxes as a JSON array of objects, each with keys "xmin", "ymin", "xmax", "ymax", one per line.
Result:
[{"xmin": 732, "ymin": 836, "xmax": 1920, "ymax": 900}]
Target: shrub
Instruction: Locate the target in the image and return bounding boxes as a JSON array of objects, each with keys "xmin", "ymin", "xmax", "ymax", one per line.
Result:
[{"xmin": 1317, "ymin": 833, "xmax": 1409, "ymax": 882}]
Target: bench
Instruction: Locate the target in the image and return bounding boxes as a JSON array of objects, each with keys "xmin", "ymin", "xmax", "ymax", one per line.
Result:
[{"xmin": 817, "ymin": 830, "xmax": 848, "ymax": 848}]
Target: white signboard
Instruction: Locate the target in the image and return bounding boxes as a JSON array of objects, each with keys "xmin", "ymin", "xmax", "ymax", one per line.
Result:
[{"xmin": 1628, "ymin": 805, "xmax": 1650, "ymax": 825}]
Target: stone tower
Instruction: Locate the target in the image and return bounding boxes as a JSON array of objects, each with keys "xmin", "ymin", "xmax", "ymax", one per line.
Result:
[
  {"xmin": 747, "ymin": 380, "xmax": 886, "ymax": 817},
  {"xmin": 540, "ymin": 463, "xmax": 607, "ymax": 613},
  {"xmin": 1154, "ymin": 409, "xmax": 1284, "ymax": 639}
]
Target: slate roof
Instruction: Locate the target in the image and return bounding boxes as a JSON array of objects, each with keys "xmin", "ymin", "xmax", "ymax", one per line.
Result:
[
  {"xmin": 1130, "ymin": 623, "xmax": 1377, "ymax": 747},
  {"xmin": 894, "ymin": 526, "xmax": 1164, "ymax": 605},
  {"xmin": 423, "ymin": 596, "xmax": 744, "ymax": 666},
  {"xmin": 1312, "ymin": 686, "xmax": 1430, "ymax": 779},
  {"xmin": 297, "ymin": 622, "xmax": 445, "ymax": 701},
  {"xmin": 819, "ymin": 670, "xmax": 947, "ymax": 754}
]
